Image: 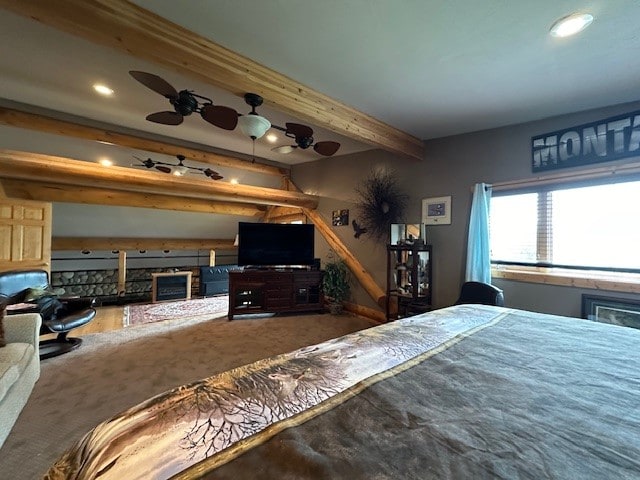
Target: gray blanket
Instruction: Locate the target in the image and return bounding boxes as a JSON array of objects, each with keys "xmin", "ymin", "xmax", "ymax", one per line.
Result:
[
  {"xmin": 194, "ymin": 308, "xmax": 640, "ymax": 479},
  {"xmin": 46, "ymin": 306, "xmax": 640, "ymax": 479}
]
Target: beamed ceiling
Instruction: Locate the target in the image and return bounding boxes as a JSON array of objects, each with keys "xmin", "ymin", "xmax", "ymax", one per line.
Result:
[{"xmin": 0, "ymin": 1, "xmax": 639, "ymax": 209}]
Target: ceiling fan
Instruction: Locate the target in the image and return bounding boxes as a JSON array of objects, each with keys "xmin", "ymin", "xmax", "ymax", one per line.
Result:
[
  {"xmin": 271, "ymin": 123, "xmax": 341, "ymax": 156},
  {"xmin": 132, "ymin": 154, "xmax": 223, "ymax": 180},
  {"xmin": 130, "ymin": 70, "xmax": 340, "ymax": 155},
  {"xmin": 129, "ymin": 70, "xmax": 238, "ymax": 130}
]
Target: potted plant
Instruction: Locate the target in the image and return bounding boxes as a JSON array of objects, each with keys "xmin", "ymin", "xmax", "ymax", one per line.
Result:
[{"xmin": 322, "ymin": 255, "xmax": 351, "ymax": 314}]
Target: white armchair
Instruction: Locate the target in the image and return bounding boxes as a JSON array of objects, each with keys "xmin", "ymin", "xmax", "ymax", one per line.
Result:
[{"xmin": 0, "ymin": 313, "xmax": 41, "ymax": 448}]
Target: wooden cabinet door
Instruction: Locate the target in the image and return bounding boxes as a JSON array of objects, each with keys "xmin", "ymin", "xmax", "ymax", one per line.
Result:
[{"xmin": 0, "ymin": 198, "xmax": 52, "ymax": 272}]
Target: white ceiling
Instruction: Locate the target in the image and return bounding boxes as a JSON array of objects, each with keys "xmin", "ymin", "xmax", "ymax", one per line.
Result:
[{"xmin": 1, "ymin": 1, "xmax": 640, "ymax": 170}]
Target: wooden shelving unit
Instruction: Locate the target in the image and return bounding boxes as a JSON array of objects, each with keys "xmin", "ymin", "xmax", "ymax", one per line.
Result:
[{"xmin": 386, "ymin": 244, "xmax": 432, "ymax": 320}]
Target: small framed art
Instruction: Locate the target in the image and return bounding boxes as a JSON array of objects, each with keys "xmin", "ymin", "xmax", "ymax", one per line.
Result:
[
  {"xmin": 332, "ymin": 209, "xmax": 349, "ymax": 226},
  {"xmin": 582, "ymin": 294, "xmax": 640, "ymax": 330},
  {"xmin": 422, "ymin": 196, "xmax": 451, "ymax": 225}
]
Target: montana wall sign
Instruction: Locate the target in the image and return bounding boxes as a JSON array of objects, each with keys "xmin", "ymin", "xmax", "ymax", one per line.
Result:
[{"xmin": 532, "ymin": 110, "xmax": 640, "ymax": 172}]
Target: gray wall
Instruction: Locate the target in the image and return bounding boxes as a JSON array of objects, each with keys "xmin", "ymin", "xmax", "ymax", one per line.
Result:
[{"xmin": 294, "ymin": 100, "xmax": 640, "ymax": 317}]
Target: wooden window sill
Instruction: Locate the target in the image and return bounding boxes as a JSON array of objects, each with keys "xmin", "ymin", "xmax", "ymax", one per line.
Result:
[{"xmin": 492, "ymin": 266, "xmax": 640, "ymax": 294}]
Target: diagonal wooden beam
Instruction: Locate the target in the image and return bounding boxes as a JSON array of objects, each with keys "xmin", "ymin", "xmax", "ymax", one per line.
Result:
[
  {"xmin": 0, "ymin": 150, "xmax": 319, "ymax": 209},
  {"xmin": 305, "ymin": 207, "xmax": 386, "ymax": 308},
  {"xmin": 0, "ymin": 179, "xmax": 266, "ymax": 217},
  {"xmin": 0, "ymin": 107, "xmax": 287, "ymax": 177},
  {"xmin": 0, "ymin": 0, "xmax": 425, "ymax": 160}
]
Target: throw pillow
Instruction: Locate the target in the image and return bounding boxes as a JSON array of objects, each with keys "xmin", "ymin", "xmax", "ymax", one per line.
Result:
[{"xmin": 23, "ymin": 287, "xmax": 56, "ymax": 302}]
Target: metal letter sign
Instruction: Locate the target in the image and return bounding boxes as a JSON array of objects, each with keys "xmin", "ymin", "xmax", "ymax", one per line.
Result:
[{"xmin": 531, "ymin": 110, "xmax": 640, "ymax": 172}]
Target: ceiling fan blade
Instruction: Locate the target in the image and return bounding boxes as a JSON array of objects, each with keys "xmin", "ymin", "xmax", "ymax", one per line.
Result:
[
  {"xmin": 155, "ymin": 166, "xmax": 172, "ymax": 174},
  {"xmin": 201, "ymin": 104, "xmax": 238, "ymax": 130},
  {"xmin": 146, "ymin": 111, "xmax": 183, "ymax": 125},
  {"xmin": 272, "ymin": 145, "xmax": 297, "ymax": 154},
  {"xmin": 129, "ymin": 71, "xmax": 178, "ymax": 98},
  {"xmin": 285, "ymin": 122, "xmax": 313, "ymax": 139},
  {"xmin": 314, "ymin": 141, "xmax": 341, "ymax": 156}
]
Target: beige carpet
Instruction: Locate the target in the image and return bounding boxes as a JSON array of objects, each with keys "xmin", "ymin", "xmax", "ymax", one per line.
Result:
[{"xmin": 0, "ymin": 311, "xmax": 376, "ymax": 479}]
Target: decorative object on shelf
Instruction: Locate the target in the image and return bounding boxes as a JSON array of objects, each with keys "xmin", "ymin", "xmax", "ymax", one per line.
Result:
[
  {"xmin": 390, "ymin": 223, "xmax": 406, "ymax": 245},
  {"xmin": 582, "ymin": 294, "xmax": 640, "ymax": 330},
  {"xmin": 322, "ymin": 254, "xmax": 351, "ymax": 315},
  {"xmin": 356, "ymin": 170, "xmax": 408, "ymax": 243},
  {"xmin": 422, "ymin": 196, "xmax": 452, "ymax": 225},
  {"xmin": 271, "ymin": 122, "xmax": 341, "ymax": 157},
  {"xmin": 351, "ymin": 220, "xmax": 367, "ymax": 239},
  {"xmin": 332, "ymin": 209, "xmax": 349, "ymax": 226},
  {"xmin": 391, "ymin": 223, "xmax": 426, "ymax": 245},
  {"xmin": 132, "ymin": 154, "xmax": 223, "ymax": 180}
]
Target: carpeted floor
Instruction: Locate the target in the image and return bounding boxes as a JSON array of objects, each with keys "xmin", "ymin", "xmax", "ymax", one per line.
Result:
[{"xmin": 0, "ymin": 311, "xmax": 376, "ymax": 479}]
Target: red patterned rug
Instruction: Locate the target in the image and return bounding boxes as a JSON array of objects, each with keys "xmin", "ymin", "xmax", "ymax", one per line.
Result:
[{"xmin": 123, "ymin": 295, "xmax": 229, "ymax": 326}]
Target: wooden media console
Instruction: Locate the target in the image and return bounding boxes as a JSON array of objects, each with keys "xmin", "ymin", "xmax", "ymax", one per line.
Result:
[{"xmin": 228, "ymin": 269, "xmax": 323, "ymax": 320}]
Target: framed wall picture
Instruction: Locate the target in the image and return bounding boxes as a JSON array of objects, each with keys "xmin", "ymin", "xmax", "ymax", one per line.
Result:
[
  {"xmin": 422, "ymin": 196, "xmax": 451, "ymax": 225},
  {"xmin": 582, "ymin": 294, "xmax": 640, "ymax": 330},
  {"xmin": 332, "ymin": 209, "xmax": 349, "ymax": 226}
]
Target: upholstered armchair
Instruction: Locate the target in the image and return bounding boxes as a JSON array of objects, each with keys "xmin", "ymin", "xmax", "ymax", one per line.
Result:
[{"xmin": 0, "ymin": 269, "xmax": 96, "ymax": 359}]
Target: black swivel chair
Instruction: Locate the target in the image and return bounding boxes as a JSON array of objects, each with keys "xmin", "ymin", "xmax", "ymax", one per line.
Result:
[
  {"xmin": 0, "ymin": 269, "xmax": 97, "ymax": 359},
  {"xmin": 455, "ymin": 281, "xmax": 505, "ymax": 307}
]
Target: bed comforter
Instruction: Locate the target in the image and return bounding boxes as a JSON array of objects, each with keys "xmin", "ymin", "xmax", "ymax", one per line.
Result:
[{"xmin": 46, "ymin": 305, "xmax": 640, "ymax": 479}]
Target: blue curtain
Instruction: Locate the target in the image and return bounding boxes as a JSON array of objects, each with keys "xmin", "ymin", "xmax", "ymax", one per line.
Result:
[{"xmin": 465, "ymin": 183, "xmax": 492, "ymax": 283}]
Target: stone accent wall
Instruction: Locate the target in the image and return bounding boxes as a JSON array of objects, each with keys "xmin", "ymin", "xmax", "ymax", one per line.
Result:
[{"xmin": 51, "ymin": 266, "xmax": 200, "ymax": 304}]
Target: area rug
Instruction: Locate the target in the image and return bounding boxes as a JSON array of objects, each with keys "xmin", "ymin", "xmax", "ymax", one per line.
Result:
[{"xmin": 123, "ymin": 295, "xmax": 229, "ymax": 326}]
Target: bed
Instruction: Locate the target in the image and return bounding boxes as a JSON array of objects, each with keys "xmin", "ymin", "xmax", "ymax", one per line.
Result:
[{"xmin": 45, "ymin": 305, "xmax": 640, "ymax": 479}]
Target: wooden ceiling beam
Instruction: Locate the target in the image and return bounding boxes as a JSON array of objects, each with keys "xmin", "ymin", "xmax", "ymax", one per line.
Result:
[
  {"xmin": 0, "ymin": 107, "xmax": 287, "ymax": 177},
  {"xmin": 52, "ymin": 237, "xmax": 235, "ymax": 251},
  {"xmin": 0, "ymin": 179, "xmax": 266, "ymax": 217},
  {"xmin": 0, "ymin": 0, "xmax": 425, "ymax": 160},
  {"xmin": 0, "ymin": 150, "xmax": 319, "ymax": 209}
]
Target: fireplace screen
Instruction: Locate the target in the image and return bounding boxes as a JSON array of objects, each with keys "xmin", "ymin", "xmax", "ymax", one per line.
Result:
[{"xmin": 152, "ymin": 272, "xmax": 192, "ymax": 303}]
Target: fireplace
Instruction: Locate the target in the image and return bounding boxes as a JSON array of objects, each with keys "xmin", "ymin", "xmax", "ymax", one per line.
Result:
[{"xmin": 152, "ymin": 271, "xmax": 192, "ymax": 303}]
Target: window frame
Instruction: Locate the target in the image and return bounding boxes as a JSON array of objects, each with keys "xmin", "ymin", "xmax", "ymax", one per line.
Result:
[{"xmin": 489, "ymin": 161, "xmax": 640, "ymax": 294}]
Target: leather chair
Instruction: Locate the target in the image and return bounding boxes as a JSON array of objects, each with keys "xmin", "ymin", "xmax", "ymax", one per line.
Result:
[
  {"xmin": 0, "ymin": 269, "xmax": 97, "ymax": 359},
  {"xmin": 455, "ymin": 281, "xmax": 505, "ymax": 307}
]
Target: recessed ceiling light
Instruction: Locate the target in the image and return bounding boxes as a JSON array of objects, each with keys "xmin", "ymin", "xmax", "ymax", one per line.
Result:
[
  {"xmin": 230, "ymin": 178, "xmax": 239, "ymax": 185},
  {"xmin": 93, "ymin": 84, "xmax": 114, "ymax": 96},
  {"xmin": 265, "ymin": 133, "xmax": 278, "ymax": 143},
  {"xmin": 550, "ymin": 13, "xmax": 594, "ymax": 37},
  {"xmin": 97, "ymin": 140, "xmax": 115, "ymax": 145},
  {"xmin": 98, "ymin": 158, "xmax": 113, "ymax": 167}
]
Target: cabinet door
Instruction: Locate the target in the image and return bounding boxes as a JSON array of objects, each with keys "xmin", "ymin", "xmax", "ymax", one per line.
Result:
[
  {"xmin": 414, "ymin": 249, "xmax": 430, "ymax": 298},
  {"xmin": 0, "ymin": 199, "xmax": 52, "ymax": 272}
]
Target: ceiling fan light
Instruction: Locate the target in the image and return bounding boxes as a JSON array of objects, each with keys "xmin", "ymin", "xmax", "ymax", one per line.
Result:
[
  {"xmin": 172, "ymin": 165, "xmax": 188, "ymax": 176},
  {"xmin": 237, "ymin": 114, "xmax": 271, "ymax": 139},
  {"xmin": 272, "ymin": 145, "xmax": 296, "ymax": 154},
  {"xmin": 550, "ymin": 13, "xmax": 593, "ymax": 37}
]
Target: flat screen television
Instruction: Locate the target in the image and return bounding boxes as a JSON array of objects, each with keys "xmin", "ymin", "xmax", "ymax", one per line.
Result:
[{"xmin": 237, "ymin": 222, "xmax": 315, "ymax": 268}]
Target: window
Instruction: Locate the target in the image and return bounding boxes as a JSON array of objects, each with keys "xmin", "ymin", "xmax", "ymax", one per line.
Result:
[{"xmin": 491, "ymin": 177, "xmax": 640, "ymax": 283}]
